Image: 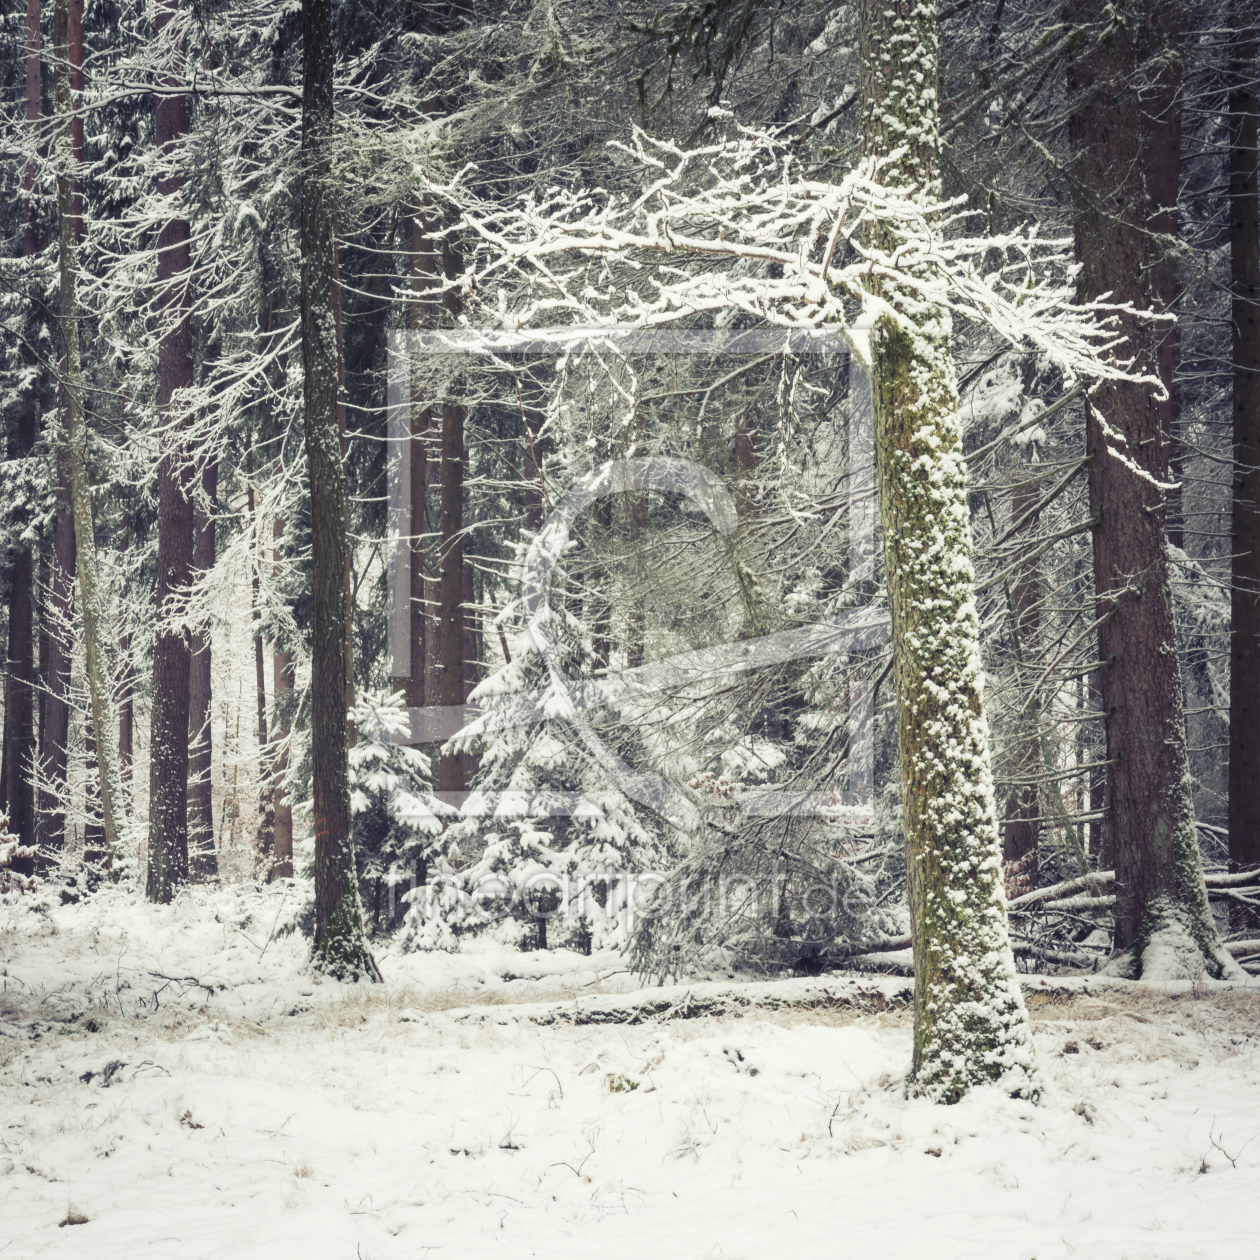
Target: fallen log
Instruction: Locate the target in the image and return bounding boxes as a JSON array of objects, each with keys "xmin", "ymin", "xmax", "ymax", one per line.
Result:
[{"xmin": 1008, "ymin": 871, "xmax": 1115, "ymax": 912}]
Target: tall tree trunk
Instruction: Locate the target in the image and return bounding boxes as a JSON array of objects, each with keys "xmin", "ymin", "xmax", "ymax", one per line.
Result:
[
  {"xmin": 1230, "ymin": 0, "xmax": 1260, "ymax": 915},
  {"xmin": 437, "ymin": 395, "xmax": 465, "ymax": 800},
  {"xmin": 38, "ymin": 0, "xmax": 78, "ymax": 865},
  {"xmin": 461, "ymin": 558, "xmax": 479, "ymax": 783},
  {"xmin": 858, "ymin": 0, "xmax": 1037, "ymax": 1101},
  {"xmin": 520, "ymin": 360, "xmax": 546, "ymax": 533},
  {"xmin": 1001, "ymin": 471, "xmax": 1041, "ymax": 880},
  {"xmin": 54, "ymin": 0, "xmax": 125, "ymax": 871},
  {"xmin": 332, "ymin": 246, "xmax": 355, "ymax": 724},
  {"xmin": 146, "ymin": 0, "xmax": 195, "ymax": 901},
  {"xmin": 38, "ymin": 454, "xmax": 73, "ymax": 863},
  {"xmin": 302, "ymin": 0, "xmax": 378, "ymax": 978},
  {"xmin": 391, "ymin": 211, "xmax": 437, "ymax": 711},
  {"xmin": 117, "ymin": 515, "xmax": 133, "ymax": 803},
  {"xmin": 187, "ymin": 446, "xmax": 219, "ymax": 881},
  {"xmin": 246, "ymin": 449, "xmax": 273, "ymax": 869},
  {"xmin": 5, "ymin": 0, "xmax": 43, "ymax": 861},
  {"xmin": 1143, "ymin": 1, "xmax": 1184, "ymax": 552},
  {"xmin": 593, "ymin": 499, "xmax": 612, "ymax": 672},
  {"xmin": 1067, "ymin": 0, "xmax": 1234, "ymax": 976},
  {"xmin": 271, "ymin": 520, "xmax": 294, "ymax": 879}
]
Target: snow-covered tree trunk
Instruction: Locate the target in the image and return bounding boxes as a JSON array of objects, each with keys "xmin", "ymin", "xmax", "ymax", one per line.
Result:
[
  {"xmin": 4, "ymin": 0, "xmax": 42, "ymax": 858},
  {"xmin": 54, "ymin": 0, "xmax": 125, "ymax": 871},
  {"xmin": 1067, "ymin": 0, "xmax": 1237, "ymax": 978},
  {"xmin": 859, "ymin": 0, "xmax": 1038, "ymax": 1100},
  {"xmin": 39, "ymin": 447, "xmax": 74, "ymax": 860},
  {"xmin": 302, "ymin": 0, "xmax": 378, "ymax": 979},
  {"xmin": 147, "ymin": 0, "xmax": 195, "ymax": 901},
  {"xmin": 188, "ymin": 448, "xmax": 219, "ymax": 882},
  {"xmin": 271, "ymin": 519, "xmax": 294, "ymax": 880},
  {"xmin": 38, "ymin": 0, "xmax": 78, "ymax": 863},
  {"xmin": 1229, "ymin": 0, "xmax": 1260, "ymax": 920},
  {"xmin": 437, "ymin": 393, "xmax": 466, "ymax": 799}
]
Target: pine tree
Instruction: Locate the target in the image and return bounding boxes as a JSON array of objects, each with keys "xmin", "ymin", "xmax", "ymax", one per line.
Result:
[
  {"xmin": 448, "ymin": 604, "xmax": 676, "ymax": 952},
  {"xmin": 348, "ymin": 689, "xmax": 453, "ymax": 935}
]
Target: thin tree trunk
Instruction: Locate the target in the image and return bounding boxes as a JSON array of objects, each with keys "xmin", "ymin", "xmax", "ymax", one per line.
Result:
[
  {"xmin": 302, "ymin": 0, "xmax": 378, "ymax": 978},
  {"xmin": 271, "ymin": 519, "xmax": 293, "ymax": 879},
  {"xmin": 117, "ymin": 515, "xmax": 133, "ymax": 803},
  {"xmin": 54, "ymin": 0, "xmax": 124, "ymax": 871},
  {"xmin": 733, "ymin": 403, "xmax": 756, "ymax": 519},
  {"xmin": 626, "ymin": 413, "xmax": 648, "ymax": 670},
  {"xmin": 38, "ymin": 0, "xmax": 77, "ymax": 866},
  {"xmin": 146, "ymin": 0, "xmax": 195, "ymax": 901},
  {"xmin": 520, "ymin": 360, "xmax": 546, "ymax": 533},
  {"xmin": 593, "ymin": 499, "xmax": 612, "ymax": 672},
  {"xmin": 437, "ymin": 395, "xmax": 465, "ymax": 800},
  {"xmin": 1001, "ymin": 472, "xmax": 1041, "ymax": 880},
  {"xmin": 859, "ymin": 0, "xmax": 1037, "ymax": 1101},
  {"xmin": 247, "ymin": 451, "xmax": 273, "ymax": 869},
  {"xmin": 462, "ymin": 558, "xmax": 479, "ymax": 783},
  {"xmin": 39, "ymin": 454, "xmax": 74, "ymax": 863},
  {"xmin": 391, "ymin": 211, "xmax": 436, "ymax": 710},
  {"xmin": 1229, "ymin": 0, "xmax": 1260, "ymax": 915},
  {"xmin": 187, "ymin": 445, "xmax": 219, "ymax": 882},
  {"xmin": 1067, "ymin": 0, "xmax": 1233, "ymax": 976}
]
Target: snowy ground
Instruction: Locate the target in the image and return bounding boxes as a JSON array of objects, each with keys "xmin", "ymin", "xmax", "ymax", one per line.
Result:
[{"xmin": 3, "ymin": 884, "xmax": 1260, "ymax": 1259}]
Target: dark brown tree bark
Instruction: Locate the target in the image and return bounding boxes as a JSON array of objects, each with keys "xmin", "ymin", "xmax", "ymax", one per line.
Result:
[
  {"xmin": 733, "ymin": 405, "xmax": 757, "ymax": 519},
  {"xmin": 1229, "ymin": 0, "xmax": 1260, "ymax": 911},
  {"xmin": 36, "ymin": 547, "xmax": 47, "ymax": 791},
  {"xmin": 4, "ymin": 447, "xmax": 36, "ymax": 857},
  {"xmin": 332, "ymin": 246, "xmax": 355, "ymax": 724},
  {"xmin": 1142, "ymin": 1, "xmax": 1184, "ymax": 551},
  {"xmin": 117, "ymin": 516, "xmax": 133, "ymax": 803},
  {"xmin": 461, "ymin": 558, "xmax": 479, "ymax": 783},
  {"xmin": 303, "ymin": 0, "xmax": 378, "ymax": 977},
  {"xmin": 187, "ymin": 448, "xmax": 219, "ymax": 881},
  {"xmin": 1068, "ymin": 0, "xmax": 1231, "ymax": 975},
  {"xmin": 146, "ymin": 0, "xmax": 195, "ymax": 902},
  {"xmin": 5, "ymin": 0, "xmax": 43, "ymax": 858}
]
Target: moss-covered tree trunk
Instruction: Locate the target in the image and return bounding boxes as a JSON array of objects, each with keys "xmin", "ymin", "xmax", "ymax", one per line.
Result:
[
  {"xmin": 302, "ymin": 0, "xmax": 378, "ymax": 980},
  {"xmin": 1068, "ymin": 0, "xmax": 1238, "ymax": 978},
  {"xmin": 54, "ymin": 0, "xmax": 125, "ymax": 870},
  {"xmin": 858, "ymin": 0, "xmax": 1038, "ymax": 1102}
]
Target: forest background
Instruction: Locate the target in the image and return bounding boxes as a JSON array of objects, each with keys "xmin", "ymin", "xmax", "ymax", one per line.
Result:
[{"xmin": 2, "ymin": 0, "xmax": 1259, "ymax": 1104}]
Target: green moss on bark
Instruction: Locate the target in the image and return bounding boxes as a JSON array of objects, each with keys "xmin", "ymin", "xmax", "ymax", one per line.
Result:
[{"xmin": 311, "ymin": 891, "xmax": 382, "ymax": 982}]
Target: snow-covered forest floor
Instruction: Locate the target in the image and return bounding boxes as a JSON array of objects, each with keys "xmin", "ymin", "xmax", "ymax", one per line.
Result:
[{"xmin": 3, "ymin": 884, "xmax": 1259, "ymax": 1259}]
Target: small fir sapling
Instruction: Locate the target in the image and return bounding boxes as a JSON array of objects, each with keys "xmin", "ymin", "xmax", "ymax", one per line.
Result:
[
  {"xmin": 347, "ymin": 690, "xmax": 454, "ymax": 935},
  {"xmin": 445, "ymin": 602, "xmax": 676, "ymax": 952},
  {"xmin": 0, "ymin": 814, "xmax": 39, "ymax": 895}
]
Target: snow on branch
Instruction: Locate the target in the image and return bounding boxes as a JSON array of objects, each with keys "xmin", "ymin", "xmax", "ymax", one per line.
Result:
[{"xmin": 427, "ymin": 119, "xmax": 1163, "ymax": 391}]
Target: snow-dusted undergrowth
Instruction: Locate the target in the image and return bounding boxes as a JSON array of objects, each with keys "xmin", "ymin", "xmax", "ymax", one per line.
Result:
[{"xmin": 3, "ymin": 884, "xmax": 1259, "ymax": 1258}]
